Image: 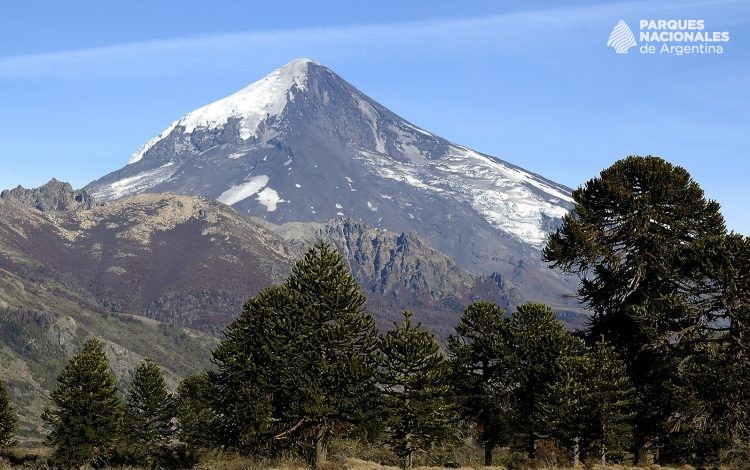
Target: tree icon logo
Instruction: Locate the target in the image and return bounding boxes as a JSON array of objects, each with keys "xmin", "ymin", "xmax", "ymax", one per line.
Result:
[{"xmin": 607, "ymin": 20, "xmax": 637, "ymax": 54}]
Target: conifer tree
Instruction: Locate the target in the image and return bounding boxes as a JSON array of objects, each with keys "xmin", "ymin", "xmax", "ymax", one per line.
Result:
[
  {"xmin": 42, "ymin": 338, "xmax": 123, "ymax": 467},
  {"xmin": 542, "ymin": 156, "xmax": 726, "ymax": 462},
  {"xmin": 210, "ymin": 286, "xmax": 281, "ymax": 454},
  {"xmin": 534, "ymin": 336, "xmax": 589, "ymax": 467},
  {"xmin": 447, "ymin": 301, "xmax": 510, "ymax": 466},
  {"xmin": 123, "ymin": 357, "xmax": 174, "ymax": 466},
  {"xmin": 378, "ymin": 311, "xmax": 458, "ymax": 470},
  {"xmin": 175, "ymin": 373, "xmax": 214, "ymax": 449},
  {"xmin": 211, "ymin": 241, "xmax": 378, "ymax": 469},
  {"xmin": 274, "ymin": 240, "xmax": 379, "ymax": 468},
  {"xmin": 504, "ymin": 303, "xmax": 573, "ymax": 458},
  {"xmin": 678, "ymin": 233, "xmax": 750, "ymax": 461},
  {"xmin": 586, "ymin": 336, "xmax": 636, "ymax": 465},
  {"xmin": 0, "ymin": 379, "xmax": 17, "ymax": 449}
]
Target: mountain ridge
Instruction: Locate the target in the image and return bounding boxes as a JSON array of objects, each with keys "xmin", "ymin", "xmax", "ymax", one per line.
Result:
[{"xmin": 85, "ymin": 58, "xmax": 579, "ymax": 308}]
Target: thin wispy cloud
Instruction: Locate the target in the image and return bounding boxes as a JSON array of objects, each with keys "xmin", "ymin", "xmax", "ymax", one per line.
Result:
[{"xmin": 0, "ymin": 0, "xmax": 741, "ymax": 79}]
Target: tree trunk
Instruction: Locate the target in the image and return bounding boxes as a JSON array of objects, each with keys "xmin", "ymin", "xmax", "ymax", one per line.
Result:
[
  {"xmin": 404, "ymin": 450, "xmax": 413, "ymax": 470},
  {"xmin": 528, "ymin": 435, "xmax": 536, "ymax": 459},
  {"xmin": 312, "ymin": 424, "xmax": 328, "ymax": 469},
  {"xmin": 484, "ymin": 441, "xmax": 494, "ymax": 466},
  {"xmin": 636, "ymin": 437, "xmax": 655, "ymax": 466},
  {"xmin": 601, "ymin": 446, "xmax": 607, "ymax": 467},
  {"xmin": 571, "ymin": 437, "xmax": 581, "ymax": 468},
  {"xmin": 402, "ymin": 432, "xmax": 414, "ymax": 470}
]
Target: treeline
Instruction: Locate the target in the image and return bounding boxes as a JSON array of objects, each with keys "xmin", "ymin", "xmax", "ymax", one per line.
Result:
[
  {"xmin": 0, "ymin": 155, "xmax": 747, "ymax": 469},
  {"xmin": 1, "ymin": 244, "xmax": 627, "ymax": 469}
]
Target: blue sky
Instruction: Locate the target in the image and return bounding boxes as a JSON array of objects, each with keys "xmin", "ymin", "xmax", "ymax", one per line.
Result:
[{"xmin": 1, "ymin": 0, "xmax": 748, "ymax": 233}]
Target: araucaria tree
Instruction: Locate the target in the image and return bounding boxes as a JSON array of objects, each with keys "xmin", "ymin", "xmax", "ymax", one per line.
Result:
[
  {"xmin": 378, "ymin": 311, "xmax": 457, "ymax": 470},
  {"xmin": 210, "ymin": 286, "xmax": 283, "ymax": 454},
  {"xmin": 679, "ymin": 233, "xmax": 750, "ymax": 461},
  {"xmin": 175, "ymin": 373, "xmax": 214, "ymax": 450},
  {"xmin": 211, "ymin": 241, "xmax": 379, "ymax": 469},
  {"xmin": 123, "ymin": 357, "xmax": 175, "ymax": 466},
  {"xmin": 42, "ymin": 338, "xmax": 123, "ymax": 467},
  {"xmin": 0, "ymin": 379, "xmax": 17, "ymax": 449},
  {"xmin": 504, "ymin": 303, "xmax": 575, "ymax": 458},
  {"xmin": 585, "ymin": 336, "xmax": 636, "ymax": 465},
  {"xmin": 447, "ymin": 301, "xmax": 510, "ymax": 466},
  {"xmin": 543, "ymin": 155, "xmax": 726, "ymax": 462},
  {"xmin": 534, "ymin": 335, "xmax": 589, "ymax": 467}
]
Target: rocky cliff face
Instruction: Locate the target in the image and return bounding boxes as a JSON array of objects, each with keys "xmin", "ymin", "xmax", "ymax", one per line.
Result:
[
  {"xmin": 1, "ymin": 178, "xmax": 99, "ymax": 212},
  {"xmin": 259, "ymin": 217, "xmax": 526, "ymax": 335}
]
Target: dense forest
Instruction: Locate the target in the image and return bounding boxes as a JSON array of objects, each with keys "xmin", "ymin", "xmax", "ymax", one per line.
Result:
[{"xmin": 0, "ymin": 155, "xmax": 748, "ymax": 469}]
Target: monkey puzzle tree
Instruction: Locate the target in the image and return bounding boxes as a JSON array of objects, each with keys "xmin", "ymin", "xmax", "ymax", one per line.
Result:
[
  {"xmin": 504, "ymin": 303, "xmax": 576, "ymax": 458},
  {"xmin": 123, "ymin": 357, "xmax": 175, "ymax": 466},
  {"xmin": 211, "ymin": 241, "xmax": 379, "ymax": 469},
  {"xmin": 585, "ymin": 337, "xmax": 636, "ymax": 465},
  {"xmin": 447, "ymin": 301, "xmax": 510, "ymax": 466},
  {"xmin": 175, "ymin": 373, "xmax": 214, "ymax": 449},
  {"xmin": 378, "ymin": 311, "xmax": 458, "ymax": 470},
  {"xmin": 543, "ymin": 155, "xmax": 726, "ymax": 462},
  {"xmin": 42, "ymin": 338, "xmax": 123, "ymax": 467},
  {"xmin": 678, "ymin": 233, "xmax": 750, "ymax": 461}
]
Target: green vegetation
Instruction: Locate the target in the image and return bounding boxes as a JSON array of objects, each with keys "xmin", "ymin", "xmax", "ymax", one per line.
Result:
[
  {"xmin": 41, "ymin": 338, "xmax": 123, "ymax": 467},
  {"xmin": 447, "ymin": 300, "xmax": 510, "ymax": 466},
  {"xmin": 377, "ymin": 311, "xmax": 458, "ymax": 469},
  {"xmin": 2, "ymin": 155, "xmax": 747, "ymax": 468},
  {"xmin": 122, "ymin": 357, "xmax": 175, "ymax": 466},
  {"xmin": 543, "ymin": 155, "xmax": 748, "ymax": 464},
  {"xmin": 175, "ymin": 373, "xmax": 213, "ymax": 450},
  {"xmin": 210, "ymin": 241, "xmax": 379, "ymax": 469},
  {"xmin": 0, "ymin": 380, "xmax": 17, "ymax": 450}
]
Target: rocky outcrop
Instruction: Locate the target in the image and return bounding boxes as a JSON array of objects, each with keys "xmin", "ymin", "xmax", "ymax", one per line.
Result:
[{"xmin": 1, "ymin": 178, "xmax": 99, "ymax": 212}]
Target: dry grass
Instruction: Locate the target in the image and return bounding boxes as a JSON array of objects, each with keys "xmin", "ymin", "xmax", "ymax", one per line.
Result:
[{"xmin": 0, "ymin": 444, "xmax": 724, "ymax": 470}]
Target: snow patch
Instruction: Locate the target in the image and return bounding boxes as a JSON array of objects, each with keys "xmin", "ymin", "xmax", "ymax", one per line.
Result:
[
  {"xmin": 92, "ymin": 162, "xmax": 175, "ymax": 201},
  {"xmin": 227, "ymin": 151, "xmax": 247, "ymax": 160},
  {"xmin": 217, "ymin": 175, "xmax": 269, "ymax": 205},
  {"xmin": 356, "ymin": 96, "xmax": 386, "ymax": 153},
  {"xmin": 257, "ymin": 187, "xmax": 283, "ymax": 211}
]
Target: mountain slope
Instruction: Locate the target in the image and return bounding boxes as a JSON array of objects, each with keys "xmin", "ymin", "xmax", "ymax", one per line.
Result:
[
  {"xmin": 0, "ymin": 180, "xmax": 584, "ymax": 438},
  {"xmin": 0, "ymin": 194, "xmax": 219, "ymax": 440},
  {"xmin": 2, "ymin": 182, "xmax": 526, "ymax": 335},
  {"xmin": 259, "ymin": 217, "xmax": 526, "ymax": 336},
  {"xmin": 85, "ymin": 58, "xmax": 578, "ymax": 307},
  {"xmin": 0, "ymin": 187, "xmax": 296, "ymax": 334}
]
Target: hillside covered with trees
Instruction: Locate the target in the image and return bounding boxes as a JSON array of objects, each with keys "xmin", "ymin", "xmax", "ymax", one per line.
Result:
[{"xmin": 1, "ymin": 156, "xmax": 748, "ymax": 469}]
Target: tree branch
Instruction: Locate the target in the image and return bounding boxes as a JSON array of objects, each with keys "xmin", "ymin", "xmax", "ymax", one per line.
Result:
[{"xmin": 274, "ymin": 419, "xmax": 306, "ymax": 440}]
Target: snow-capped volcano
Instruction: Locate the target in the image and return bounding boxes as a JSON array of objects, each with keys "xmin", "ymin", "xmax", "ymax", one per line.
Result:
[
  {"xmin": 87, "ymin": 58, "xmax": 575, "ymax": 298},
  {"xmin": 129, "ymin": 58, "xmax": 312, "ymax": 165}
]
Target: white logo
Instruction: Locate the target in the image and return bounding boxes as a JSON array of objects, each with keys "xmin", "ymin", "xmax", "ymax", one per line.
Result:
[{"xmin": 607, "ymin": 20, "xmax": 637, "ymax": 54}]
